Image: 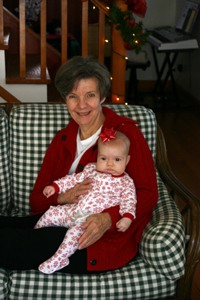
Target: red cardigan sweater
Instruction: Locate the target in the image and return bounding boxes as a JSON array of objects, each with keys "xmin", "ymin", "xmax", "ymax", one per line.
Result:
[{"xmin": 30, "ymin": 106, "xmax": 158, "ymax": 271}]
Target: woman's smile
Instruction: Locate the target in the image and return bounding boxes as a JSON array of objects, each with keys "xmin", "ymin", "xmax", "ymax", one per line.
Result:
[{"xmin": 76, "ymin": 111, "xmax": 91, "ymax": 116}]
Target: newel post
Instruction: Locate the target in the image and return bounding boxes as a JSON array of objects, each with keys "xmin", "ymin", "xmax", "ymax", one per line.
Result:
[{"xmin": 110, "ymin": 0, "xmax": 127, "ymax": 104}]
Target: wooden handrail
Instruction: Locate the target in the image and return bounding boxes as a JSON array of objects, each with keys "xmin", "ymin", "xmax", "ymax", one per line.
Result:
[
  {"xmin": 0, "ymin": 86, "xmax": 21, "ymax": 103},
  {"xmin": 90, "ymin": 0, "xmax": 109, "ymax": 15}
]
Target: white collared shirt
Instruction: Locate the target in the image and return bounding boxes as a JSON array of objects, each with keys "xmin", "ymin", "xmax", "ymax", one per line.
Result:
[{"xmin": 68, "ymin": 126, "xmax": 102, "ymax": 174}]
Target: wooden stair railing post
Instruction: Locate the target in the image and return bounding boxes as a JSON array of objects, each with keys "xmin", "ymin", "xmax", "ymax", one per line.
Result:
[
  {"xmin": 0, "ymin": 0, "xmax": 3, "ymax": 45},
  {"xmin": 82, "ymin": 1, "xmax": 88, "ymax": 56},
  {"xmin": 90, "ymin": 0, "xmax": 110, "ymax": 63},
  {"xmin": 61, "ymin": 0, "xmax": 68, "ymax": 65},
  {"xmin": 19, "ymin": 0, "xmax": 26, "ymax": 79},
  {"xmin": 40, "ymin": 0, "xmax": 47, "ymax": 78},
  {"xmin": 110, "ymin": 0, "xmax": 127, "ymax": 104},
  {"xmin": 98, "ymin": 9, "xmax": 105, "ymax": 63}
]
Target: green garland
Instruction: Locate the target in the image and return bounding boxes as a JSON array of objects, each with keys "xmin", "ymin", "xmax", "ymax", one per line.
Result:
[{"xmin": 95, "ymin": 1, "xmax": 150, "ymax": 54}]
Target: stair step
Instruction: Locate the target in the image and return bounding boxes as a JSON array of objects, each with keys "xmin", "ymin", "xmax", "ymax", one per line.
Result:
[
  {"xmin": 0, "ymin": 27, "xmax": 11, "ymax": 50},
  {"xmin": 6, "ymin": 54, "xmax": 51, "ymax": 84}
]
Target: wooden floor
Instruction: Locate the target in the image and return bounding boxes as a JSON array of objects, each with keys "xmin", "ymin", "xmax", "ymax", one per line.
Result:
[
  {"xmin": 49, "ymin": 85, "xmax": 200, "ymax": 299},
  {"xmin": 154, "ymin": 100, "xmax": 200, "ymax": 201}
]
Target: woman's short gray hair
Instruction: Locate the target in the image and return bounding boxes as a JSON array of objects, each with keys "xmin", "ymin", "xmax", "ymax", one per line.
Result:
[{"xmin": 55, "ymin": 56, "xmax": 111, "ymax": 100}]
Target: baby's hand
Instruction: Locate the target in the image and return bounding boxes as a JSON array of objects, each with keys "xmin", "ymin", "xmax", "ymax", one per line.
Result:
[
  {"xmin": 43, "ymin": 186, "xmax": 55, "ymax": 198},
  {"xmin": 116, "ymin": 217, "xmax": 132, "ymax": 232}
]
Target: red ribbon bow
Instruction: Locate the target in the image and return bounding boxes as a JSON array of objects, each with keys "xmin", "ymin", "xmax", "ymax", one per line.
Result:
[{"xmin": 99, "ymin": 127, "xmax": 116, "ymax": 143}]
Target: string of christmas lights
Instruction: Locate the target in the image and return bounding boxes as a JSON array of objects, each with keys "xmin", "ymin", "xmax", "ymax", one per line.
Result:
[{"xmin": 90, "ymin": 0, "xmax": 149, "ymax": 53}]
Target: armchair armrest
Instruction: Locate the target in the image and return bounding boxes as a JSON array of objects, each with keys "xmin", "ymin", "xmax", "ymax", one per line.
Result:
[{"xmin": 156, "ymin": 125, "xmax": 200, "ymax": 300}]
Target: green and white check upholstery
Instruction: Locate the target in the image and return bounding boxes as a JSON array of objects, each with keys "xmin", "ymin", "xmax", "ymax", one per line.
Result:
[
  {"xmin": 0, "ymin": 108, "xmax": 10, "ymax": 215},
  {"xmin": 0, "ymin": 269, "xmax": 9, "ymax": 300},
  {"xmin": 7, "ymin": 104, "xmax": 185, "ymax": 299},
  {"xmin": 106, "ymin": 104, "xmax": 157, "ymax": 162},
  {"xmin": 139, "ymin": 171, "xmax": 185, "ymax": 280},
  {"xmin": 9, "ymin": 256, "xmax": 176, "ymax": 300},
  {"xmin": 9, "ymin": 104, "xmax": 71, "ymax": 216}
]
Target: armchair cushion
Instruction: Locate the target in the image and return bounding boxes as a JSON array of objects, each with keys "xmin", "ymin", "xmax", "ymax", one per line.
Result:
[
  {"xmin": 0, "ymin": 108, "xmax": 10, "ymax": 215},
  {"xmin": 9, "ymin": 256, "xmax": 177, "ymax": 300},
  {"xmin": 138, "ymin": 172, "xmax": 185, "ymax": 280}
]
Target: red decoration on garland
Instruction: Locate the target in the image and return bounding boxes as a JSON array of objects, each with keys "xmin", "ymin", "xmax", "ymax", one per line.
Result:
[
  {"xmin": 77, "ymin": 0, "xmax": 148, "ymax": 52},
  {"xmin": 124, "ymin": 19, "xmax": 142, "ymax": 50},
  {"xmin": 99, "ymin": 127, "xmax": 116, "ymax": 143},
  {"xmin": 125, "ymin": 0, "xmax": 147, "ymax": 18}
]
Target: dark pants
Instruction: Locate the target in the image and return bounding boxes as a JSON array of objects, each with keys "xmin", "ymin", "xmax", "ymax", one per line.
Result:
[{"xmin": 0, "ymin": 214, "xmax": 92, "ymax": 274}]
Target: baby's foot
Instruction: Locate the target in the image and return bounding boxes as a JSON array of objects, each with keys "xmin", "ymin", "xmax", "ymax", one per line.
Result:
[{"xmin": 38, "ymin": 257, "xmax": 69, "ymax": 274}]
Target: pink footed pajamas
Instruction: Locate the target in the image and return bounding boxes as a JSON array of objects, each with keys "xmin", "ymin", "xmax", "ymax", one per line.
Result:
[{"xmin": 34, "ymin": 163, "xmax": 137, "ymax": 274}]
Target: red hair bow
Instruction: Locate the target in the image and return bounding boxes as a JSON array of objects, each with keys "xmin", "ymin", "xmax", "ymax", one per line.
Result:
[{"xmin": 99, "ymin": 127, "xmax": 116, "ymax": 143}]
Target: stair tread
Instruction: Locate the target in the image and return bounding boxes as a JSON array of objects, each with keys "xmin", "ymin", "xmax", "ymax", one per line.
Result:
[
  {"xmin": 0, "ymin": 27, "xmax": 11, "ymax": 50},
  {"xmin": 6, "ymin": 54, "xmax": 51, "ymax": 84}
]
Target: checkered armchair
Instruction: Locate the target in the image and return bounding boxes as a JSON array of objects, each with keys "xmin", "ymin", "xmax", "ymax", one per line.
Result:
[{"xmin": 0, "ymin": 103, "xmax": 199, "ymax": 300}]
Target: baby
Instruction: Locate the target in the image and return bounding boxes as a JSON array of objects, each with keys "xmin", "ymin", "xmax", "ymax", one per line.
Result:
[{"xmin": 34, "ymin": 128, "xmax": 137, "ymax": 274}]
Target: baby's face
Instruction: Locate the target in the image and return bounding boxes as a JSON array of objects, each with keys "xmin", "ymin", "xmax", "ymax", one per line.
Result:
[{"xmin": 96, "ymin": 141, "xmax": 130, "ymax": 176}]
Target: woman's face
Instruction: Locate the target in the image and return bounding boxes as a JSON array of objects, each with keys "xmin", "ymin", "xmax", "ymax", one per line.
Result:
[{"xmin": 66, "ymin": 78, "xmax": 105, "ymax": 139}]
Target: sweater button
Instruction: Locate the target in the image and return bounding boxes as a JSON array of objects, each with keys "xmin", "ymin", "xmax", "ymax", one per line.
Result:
[
  {"xmin": 92, "ymin": 145, "xmax": 97, "ymax": 151},
  {"xmin": 62, "ymin": 135, "xmax": 66, "ymax": 141},
  {"xmin": 78, "ymin": 164, "xmax": 83, "ymax": 171},
  {"xmin": 90, "ymin": 259, "xmax": 97, "ymax": 265}
]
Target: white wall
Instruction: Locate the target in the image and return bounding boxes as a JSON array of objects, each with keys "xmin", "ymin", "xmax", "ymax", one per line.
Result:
[
  {"xmin": 140, "ymin": 0, "xmax": 176, "ymax": 28},
  {"xmin": 129, "ymin": 0, "xmax": 200, "ymax": 103}
]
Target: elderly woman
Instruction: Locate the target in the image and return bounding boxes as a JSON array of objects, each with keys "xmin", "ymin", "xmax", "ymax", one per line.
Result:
[{"xmin": 0, "ymin": 56, "xmax": 158, "ymax": 274}]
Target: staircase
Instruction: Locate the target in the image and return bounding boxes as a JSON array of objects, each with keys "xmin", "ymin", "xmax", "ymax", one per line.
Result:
[{"xmin": 0, "ymin": 0, "xmax": 127, "ymax": 104}]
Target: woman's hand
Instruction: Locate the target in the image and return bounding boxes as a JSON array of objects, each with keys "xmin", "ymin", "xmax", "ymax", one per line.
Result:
[
  {"xmin": 78, "ymin": 212, "xmax": 112, "ymax": 249},
  {"xmin": 56, "ymin": 178, "xmax": 93, "ymax": 205}
]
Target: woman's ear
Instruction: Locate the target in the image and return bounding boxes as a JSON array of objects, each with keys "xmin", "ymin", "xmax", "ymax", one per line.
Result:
[{"xmin": 100, "ymin": 97, "xmax": 106, "ymax": 104}]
